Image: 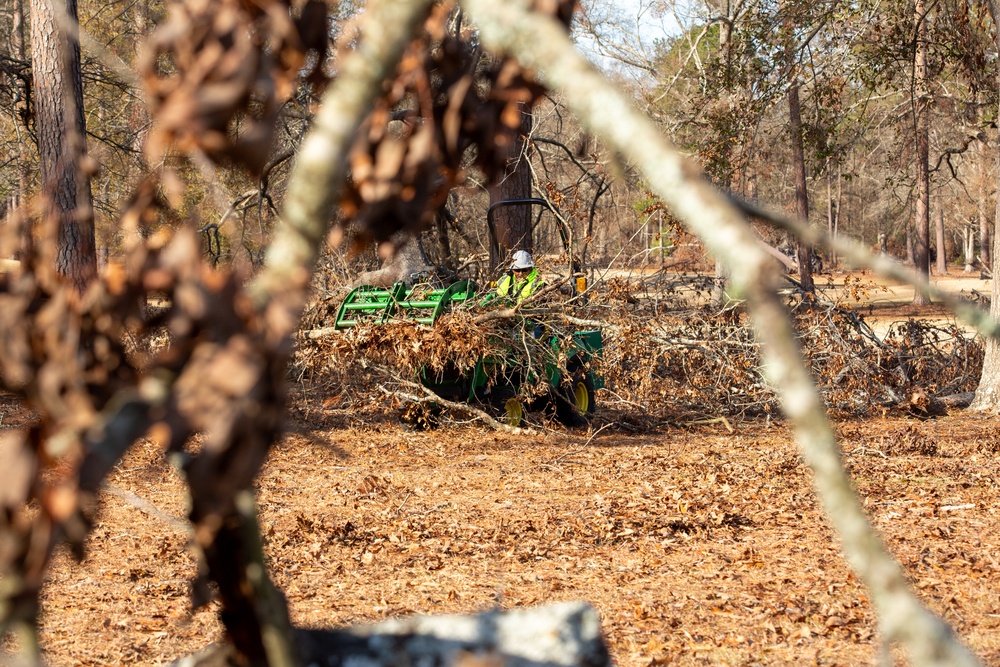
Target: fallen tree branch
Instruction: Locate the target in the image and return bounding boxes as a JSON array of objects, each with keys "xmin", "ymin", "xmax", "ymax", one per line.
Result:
[{"xmin": 378, "ymin": 373, "xmax": 533, "ymax": 435}]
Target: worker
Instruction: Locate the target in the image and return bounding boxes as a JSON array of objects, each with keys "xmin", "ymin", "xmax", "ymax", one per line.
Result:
[{"xmin": 495, "ymin": 250, "xmax": 544, "ymax": 305}]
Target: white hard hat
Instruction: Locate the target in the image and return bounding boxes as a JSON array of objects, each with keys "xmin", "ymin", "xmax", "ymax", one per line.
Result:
[{"xmin": 511, "ymin": 250, "xmax": 534, "ymax": 270}]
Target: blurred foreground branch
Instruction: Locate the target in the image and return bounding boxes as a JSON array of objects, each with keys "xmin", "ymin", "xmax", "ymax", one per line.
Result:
[{"xmin": 461, "ymin": 0, "xmax": 980, "ymax": 664}]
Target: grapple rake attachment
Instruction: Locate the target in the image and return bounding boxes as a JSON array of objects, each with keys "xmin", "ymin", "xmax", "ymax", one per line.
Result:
[{"xmin": 334, "ymin": 280, "xmax": 478, "ymax": 329}]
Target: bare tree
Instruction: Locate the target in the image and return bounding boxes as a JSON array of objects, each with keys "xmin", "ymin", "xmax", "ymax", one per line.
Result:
[
  {"xmin": 787, "ymin": 72, "xmax": 814, "ymax": 293},
  {"xmin": 911, "ymin": 0, "xmax": 932, "ymax": 303}
]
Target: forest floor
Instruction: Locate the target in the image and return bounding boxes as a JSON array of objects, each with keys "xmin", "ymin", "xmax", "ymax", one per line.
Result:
[{"xmin": 7, "ymin": 268, "xmax": 1000, "ymax": 667}]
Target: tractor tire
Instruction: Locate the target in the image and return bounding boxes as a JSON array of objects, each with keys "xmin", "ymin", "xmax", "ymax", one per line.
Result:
[
  {"xmin": 480, "ymin": 384, "xmax": 524, "ymax": 427},
  {"xmin": 554, "ymin": 365, "xmax": 596, "ymax": 427},
  {"xmin": 502, "ymin": 397, "xmax": 525, "ymax": 427}
]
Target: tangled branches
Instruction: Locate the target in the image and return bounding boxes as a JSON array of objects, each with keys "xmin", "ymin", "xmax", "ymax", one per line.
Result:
[
  {"xmin": 309, "ymin": 310, "xmax": 495, "ymax": 380},
  {"xmin": 297, "ymin": 275, "xmax": 984, "ymax": 426}
]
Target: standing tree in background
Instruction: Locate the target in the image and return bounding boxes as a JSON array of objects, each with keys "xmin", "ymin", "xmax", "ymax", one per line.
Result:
[
  {"xmin": 488, "ymin": 104, "xmax": 535, "ymax": 272},
  {"xmin": 782, "ymin": 0, "xmax": 816, "ymax": 296},
  {"xmin": 972, "ymin": 0, "xmax": 1000, "ymax": 412},
  {"xmin": 911, "ymin": 0, "xmax": 932, "ymax": 304},
  {"xmin": 30, "ymin": 0, "xmax": 96, "ymax": 292},
  {"xmin": 11, "ymin": 0, "xmax": 31, "ymax": 227}
]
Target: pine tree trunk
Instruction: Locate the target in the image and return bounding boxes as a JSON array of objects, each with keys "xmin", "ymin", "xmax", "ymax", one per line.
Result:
[
  {"xmin": 488, "ymin": 105, "xmax": 534, "ymax": 272},
  {"xmin": 788, "ymin": 77, "xmax": 814, "ymax": 294},
  {"xmin": 29, "ymin": 0, "xmax": 97, "ymax": 293},
  {"xmin": 935, "ymin": 204, "xmax": 946, "ymax": 275},
  {"xmin": 978, "ymin": 137, "xmax": 992, "ymax": 272},
  {"xmin": 972, "ymin": 215, "xmax": 1000, "ymax": 410},
  {"xmin": 911, "ymin": 0, "xmax": 931, "ymax": 304},
  {"xmin": 963, "ymin": 225, "xmax": 975, "ymax": 273},
  {"xmin": 10, "ymin": 0, "xmax": 31, "ymax": 259}
]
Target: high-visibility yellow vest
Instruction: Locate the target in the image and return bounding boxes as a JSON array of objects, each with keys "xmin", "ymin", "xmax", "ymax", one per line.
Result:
[{"xmin": 495, "ymin": 268, "xmax": 542, "ymax": 303}]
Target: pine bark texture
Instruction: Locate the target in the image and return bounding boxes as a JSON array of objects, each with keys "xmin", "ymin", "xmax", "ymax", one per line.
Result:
[
  {"xmin": 935, "ymin": 205, "xmax": 946, "ymax": 275},
  {"xmin": 979, "ymin": 138, "xmax": 992, "ymax": 271},
  {"xmin": 973, "ymin": 222, "xmax": 1000, "ymax": 411},
  {"xmin": 488, "ymin": 105, "xmax": 534, "ymax": 272},
  {"xmin": 29, "ymin": 0, "xmax": 97, "ymax": 293}
]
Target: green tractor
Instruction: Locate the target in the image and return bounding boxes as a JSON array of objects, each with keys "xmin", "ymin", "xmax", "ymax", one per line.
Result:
[
  {"xmin": 333, "ymin": 277, "xmax": 602, "ymax": 426},
  {"xmin": 333, "ymin": 199, "xmax": 600, "ymax": 426}
]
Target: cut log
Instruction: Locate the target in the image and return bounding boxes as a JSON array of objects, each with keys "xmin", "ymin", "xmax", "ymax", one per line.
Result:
[
  {"xmin": 171, "ymin": 601, "xmax": 610, "ymax": 667},
  {"xmin": 938, "ymin": 392, "xmax": 975, "ymax": 409}
]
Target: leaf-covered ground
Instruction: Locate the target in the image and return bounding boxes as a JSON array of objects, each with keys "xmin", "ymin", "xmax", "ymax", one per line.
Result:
[{"xmin": 27, "ymin": 401, "xmax": 1000, "ymax": 666}]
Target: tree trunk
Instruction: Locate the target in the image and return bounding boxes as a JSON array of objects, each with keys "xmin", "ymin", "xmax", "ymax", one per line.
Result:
[
  {"xmin": 963, "ymin": 225, "xmax": 975, "ymax": 273},
  {"xmin": 488, "ymin": 104, "xmax": 534, "ymax": 273},
  {"xmin": 834, "ymin": 167, "xmax": 842, "ymax": 264},
  {"xmin": 129, "ymin": 0, "xmax": 151, "ymax": 155},
  {"xmin": 911, "ymin": 0, "xmax": 931, "ymax": 304},
  {"xmin": 30, "ymin": 0, "xmax": 97, "ymax": 293},
  {"xmin": 10, "ymin": 0, "xmax": 31, "ymax": 259},
  {"xmin": 972, "ymin": 0, "xmax": 1000, "ymax": 412},
  {"xmin": 788, "ymin": 77, "xmax": 814, "ymax": 293},
  {"xmin": 935, "ymin": 204, "xmax": 946, "ymax": 275},
  {"xmin": 972, "ymin": 209, "xmax": 1000, "ymax": 411},
  {"xmin": 978, "ymin": 136, "xmax": 992, "ymax": 272},
  {"xmin": 827, "ymin": 168, "xmax": 836, "ymax": 269},
  {"xmin": 435, "ymin": 210, "xmax": 453, "ymax": 271}
]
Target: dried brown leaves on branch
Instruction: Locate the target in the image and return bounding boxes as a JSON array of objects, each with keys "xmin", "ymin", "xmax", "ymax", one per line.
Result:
[
  {"xmin": 339, "ymin": 0, "xmax": 576, "ymax": 248},
  {"xmin": 4, "ymin": 0, "xmax": 585, "ymax": 662},
  {"xmin": 327, "ymin": 313, "xmax": 492, "ymax": 378},
  {"xmin": 0, "ymin": 210, "xmax": 287, "ymax": 658},
  {"xmin": 600, "ymin": 300, "xmax": 982, "ymax": 422},
  {"xmin": 139, "ymin": 0, "xmax": 576, "ymax": 241},
  {"xmin": 140, "ymin": 0, "xmax": 327, "ymax": 171},
  {"xmin": 5, "ymin": 0, "xmax": 335, "ymax": 659}
]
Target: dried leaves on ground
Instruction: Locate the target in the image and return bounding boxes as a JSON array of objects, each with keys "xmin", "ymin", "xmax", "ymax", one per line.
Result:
[{"xmin": 22, "ymin": 399, "xmax": 1000, "ymax": 666}]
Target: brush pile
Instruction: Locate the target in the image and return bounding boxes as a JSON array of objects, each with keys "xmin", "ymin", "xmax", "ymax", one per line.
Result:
[{"xmin": 294, "ymin": 272, "xmax": 984, "ymax": 427}]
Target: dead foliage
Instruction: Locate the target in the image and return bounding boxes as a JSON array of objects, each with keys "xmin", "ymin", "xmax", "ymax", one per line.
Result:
[
  {"xmin": 3, "ymin": 0, "xmax": 585, "ymax": 664},
  {"xmin": 26, "ymin": 413, "xmax": 1000, "ymax": 665},
  {"xmin": 140, "ymin": 0, "xmax": 325, "ymax": 171},
  {"xmin": 295, "ymin": 274, "xmax": 984, "ymax": 428},
  {"xmin": 0, "ymin": 203, "xmax": 295, "ymax": 661},
  {"xmin": 324, "ymin": 312, "xmax": 494, "ymax": 380},
  {"xmin": 139, "ymin": 0, "xmax": 578, "ymax": 239},
  {"xmin": 338, "ymin": 0, "xmax": 578, "ymax": 250}
]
